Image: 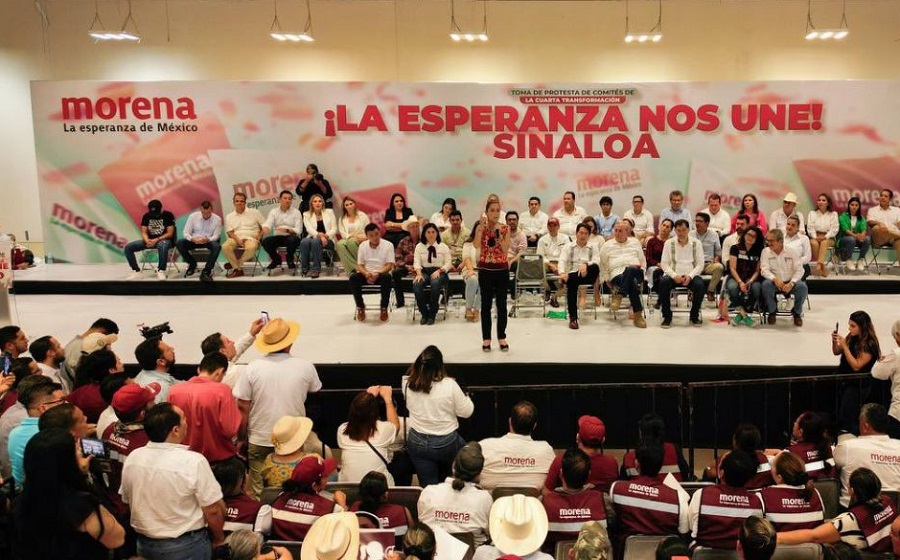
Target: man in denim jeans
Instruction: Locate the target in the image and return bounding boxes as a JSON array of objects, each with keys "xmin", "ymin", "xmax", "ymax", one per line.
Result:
[{"xmin": 599, "ymin": 222, "xmax": 647, "ymax": 328}]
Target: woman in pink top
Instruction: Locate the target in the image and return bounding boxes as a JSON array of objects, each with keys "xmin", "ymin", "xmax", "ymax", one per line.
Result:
[{"xmin": 731, "ymin": 194, "xmax": 768, "ymax": 235}]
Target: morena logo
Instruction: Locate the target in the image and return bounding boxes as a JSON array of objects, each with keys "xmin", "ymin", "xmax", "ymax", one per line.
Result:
[{"xmin": 61, "ymin": 96, "xmax": 197, "ymax": 120}]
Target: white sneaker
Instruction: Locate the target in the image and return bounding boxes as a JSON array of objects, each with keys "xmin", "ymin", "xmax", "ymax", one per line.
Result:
[
  {"xmin": 156, "ymin": 270, "xmax": 167, "ymax": 281},
  {"xmin": 847, "ymin": 261, "xmax": 856, "ymax": 271},
  {"xmin": 857, "ymin": 259, "xmax": 865, "ymax": 272},
  {"xmin": 126, "ymin": 271, "xmax": 143, "ymax": 280}
]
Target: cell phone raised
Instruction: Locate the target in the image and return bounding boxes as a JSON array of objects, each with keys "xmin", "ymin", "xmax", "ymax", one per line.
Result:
[
  {"xmin": 834, "ymin": 322, "xmax": 839, "ymax": 334},
  {"xmin": 80, "ymin": 438, "xmax": 107, "ymax": 458},
  {"xmin": 261, "ymin": 311, "xmax": 270, "ymax": 325}
]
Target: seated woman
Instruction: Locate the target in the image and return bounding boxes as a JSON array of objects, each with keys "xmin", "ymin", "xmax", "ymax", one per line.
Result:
[
  {"xmin": 808, "ymin": 193, "xmax": 840, "ymax": 277},
  {"xmin": 429, "ymin": 198, "xmax": 461, "ymax": 232},
  {"xmin": 68, "ymin": 348, "xmax": 124, "ymax": 424},
  {"xmin": 724, "ymin": 226, "xmax": 764, "ymax": 327},
  {"xmin": 731, "ymin": 193, "xmax": 768, "ymax": 234},
  {"xmin": 349, "ymin": 471, "xmax": 414, "ymax": 544},
  {"xmin": 781, "ymin": 411, "xmax": 835, "ymax": 480},
  {"xmin": 225, "ymin": 530, "xmax": 294, "ymax": 560},
  {"xmin": 384, "ymin": 193, "xmax": 415, "ymax": 248},
  {"xmin": 777, "ymin": 467, "xmax": 900, "ymax": 555},
  {"xmin": 417, "ymin": 442, "xmax": 492, "ymax": 546},
  {"xmin": 270, "ymin": 455, "xmax": 347, "ymax": 541},
  {"xmin": 299, "ymin": 193, "xmax": 337, "ymax": 278},
  {"xmin": 837, "ymin": 195, "xmax": 871, "ymax": 271},
  {"xmin": 336, "ymin": 196, "xmax": 370, "ymax": 276},
  {"xmin": 262, "ymin": 415, "xmax": 314, "ymax": 489},
  {"xmin": 702, "ymin": 423, "xmax": 773, "ymax": 489},
  {"xmin": 759, "ymin": 451, "xmax": 825, "ymax": 531},
  {"xmin": 646, "ymin": 218, "xmax": 673, "ymax": 294},
  {"xmin": 413, "ymin": 223, "xmax": 452, "ymax": 326},
  {"xmin": 337, "ymin": 386, "xmax": 399, "ymax": 485},
  {"xmin": 402, "ymin": 523, "xmax": 436, "ymax": 560},
  {"xmin": 212, "ymin": 457, "xmax": 272, "ymax": 535},
  {"xmin": 461, "ymin": 231, "xmax": 480, "ymax": 322}
]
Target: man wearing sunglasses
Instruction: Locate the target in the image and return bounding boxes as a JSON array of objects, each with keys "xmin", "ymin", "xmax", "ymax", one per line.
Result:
[{"xmin": 7, "ymin": 378, "xmax": 65, "ymax": 487}]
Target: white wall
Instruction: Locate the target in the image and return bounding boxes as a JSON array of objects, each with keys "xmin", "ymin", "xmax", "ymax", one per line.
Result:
[{"xmin": 2, "ymin": 0, "xmax": 899, "ymax": 241}]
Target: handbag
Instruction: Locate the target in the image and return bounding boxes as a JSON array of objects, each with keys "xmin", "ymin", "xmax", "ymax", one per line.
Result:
[{"xmin": 365, "ymin": 416, "xmax": 414, "ymax": 486}]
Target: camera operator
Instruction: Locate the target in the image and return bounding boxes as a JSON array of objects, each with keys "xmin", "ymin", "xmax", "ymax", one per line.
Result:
[
  {"xmin": 295, "ymin": 163, "xmax": 333, "ymax": 213},
  {"xmin": 133, "ymin": 337, "xmax": 179, "ymax": 403}
]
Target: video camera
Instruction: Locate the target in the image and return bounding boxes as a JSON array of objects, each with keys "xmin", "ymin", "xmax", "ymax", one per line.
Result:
[{"xmin": 138, "ymin": 322, "xmax": 173, "ymax": 339}]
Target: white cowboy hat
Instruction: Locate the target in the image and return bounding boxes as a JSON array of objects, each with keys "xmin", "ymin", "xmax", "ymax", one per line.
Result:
[
  {"xmin": 301, "ymin": 512, "xmax": 360, "ymax": 560},
  {"xmin": 489, "ymin": 494, "xmax": 548, "ymax": 557}
]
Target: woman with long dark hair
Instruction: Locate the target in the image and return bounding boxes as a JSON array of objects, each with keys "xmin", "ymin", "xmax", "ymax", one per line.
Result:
[
  {"xmin": 413, "ymin": 223, "xmax": 451, "ymax": 325},
  {"xmin": 349, "ymin": 471, "xmax": 414, "ymax": 543},
  {"xmin": 808, "ymin": 193, "xmax": 840, "ymax": 277},
  {"xmin": 429, "ymin": 197, "xmax": 460, "ymax": 232},
  {"xmin": 460, "ymin": 227, "xmax": 480, "ymax": 322},
  {"xmin": 474, "ymin": 198, "xmax": 511, "ymax": 352},
  {"xmin": 337, "ymin": 386, "xmax": 399, "ymax": 484},
  {"xmin": 730, "ymin": 193, "xmax": 768, "ymax": 234},
  {"xmin": 759, "ymin": 451, "xmax": 825, "ymax": 531},
  {"xmin": 15, "ymin": 428, "xmax": 125, "ymax": 559},
  {"xmin": 786, "ymin": 411, "xmax": 835, "ymax": 480},
  {"xmin": 725, "ymin": 226, "xmax": 764, "ymax": 327},
  {"xmin": 295, "ymin": 163, "xmax": 333, "ymax": 213},
  {"xmin": 67, "ymin": 348, "xmax": 123, "ymax": 424},
  {"xmin": 402, "ymin": 346, "xmax": 473, "ymax": 487},
  {"xmin": 778, "ymin": 468, "xmax": 900, "ymax": 554},
  {"xmin": 837, "ymin": 196, "xmax": 871, "ymax": 271},
  {"xmin": 834, "ymin": 310, "xmax": 882, "ymax": 434},
  {"xmin": 384, "ymin": 193, "xmax": 415, "ymax": 248}
]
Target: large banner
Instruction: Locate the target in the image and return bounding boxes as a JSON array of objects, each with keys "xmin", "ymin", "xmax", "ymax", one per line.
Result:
[{"xmin": 31, "ymin": 80, "xmax": 900, "ymax": 263}]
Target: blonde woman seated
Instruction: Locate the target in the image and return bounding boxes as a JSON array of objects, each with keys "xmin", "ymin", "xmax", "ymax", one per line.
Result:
[
  {"xmin": 300, "ymin": 193, "xmax": 337, "ymax": 278},
  {"xmin": 461, "ymin": 230, "xmax": 481, "ymax": 322},
  {"xmin": 335, "ymin": 196, "xmax": 370, "ymax": 276}
]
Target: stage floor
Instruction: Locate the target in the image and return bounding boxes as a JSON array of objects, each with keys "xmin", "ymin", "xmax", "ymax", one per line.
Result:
[{"xmin": 6, "ymin": 289, "xmax": 900, "ymax": 368}]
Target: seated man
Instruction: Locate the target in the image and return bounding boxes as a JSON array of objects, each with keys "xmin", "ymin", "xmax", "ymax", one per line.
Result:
[
  {"xmin": 610, "ymin": 440, "xmax": 690, "ymax": 547},
  {"xmin": 783, "ymin": 214, "xmax": 812, "ymax": 279},
  {"xmin": 722, "ymin": 214, "xmax": 750, "ymax": 264},
  {"xmin": 558, "ymin": 223, "xmax": 601, "ymax": 330},
  {"xmin": 692, "ymin": 212, "xmax": 725, "ymax": 302},
  {"xmin": 261, "ymin": 190, "xmax": 303, "ymax": 273},
  {"xmin": 690, "ymin": 449, "xmax": 763, "ymax": 549},
  {"xmin": 506, "ymin": 211, "xmax": 527, "ymax": 271},
  {"xmin": 594, "ymin": 196, "xmax": 619, "ymax": 240},
  {"xmin": 760, "ymin": 228, "xmax": 807, "ymax": 327},
  {"xmin": 543, "ymin": 448, "xmax": 607, "ymax": 546},
  {"xmin": 553, "ymin": 191, "xmax": 588, "ymax": 238},
  {"xmin": 124, "ymin": 199, "xmax": 176, "ymax": 281},
  {"xmin": 623, "ymin": 194, "xmax": 655, "ymax": 246},
  {"xmin": 442, "ymin": 211, "xmax": 469, "ymax": 272},
  {"xmin": 478, "ymin": 400, "xmax": 556, "ymax": 491},
  {"xmin": 175, "ymin": 200, "xmax": 222, "ymax": 282},
  {"xmin": 521, "ymin": 196, "xmax": 549, "ymax": 248},
  {"xmin": 598, "ymin": 221, "xmax": 647, "ymax": 328},
  {"xmin": 834, "ymin": 403, "xmax": 900, "ymax": 508},
  {"xmin": 544, "ymin": 415, "xmax": 618, "ymax": 495},
  {"xmin": 350, "ymin": 223, "xmax": 395, "ymax": 323},
  {"xmin": 222, "ymin": 193, "xmax": 266, "ymax": 278},
  {"xmin": 659, "ymin": 219, "xmax": 706, "ymax": 327},
  {"xmin": 769, "ymin": 192, "xmax": 804, "ymax": 235},
  {"xmin": 536, "ymin": 217, "xmax": 569, "ymax": 307},
  {"xmin": 700, "ymin": 193, "xmax": 731, "ymax": 239},
  {"xmin": 867, "ymin": 188, "xmax": 900, "ymax": 257},
  {"xmin": 658, "ymin": 190, "xmax": 693, "ymax": 237}
]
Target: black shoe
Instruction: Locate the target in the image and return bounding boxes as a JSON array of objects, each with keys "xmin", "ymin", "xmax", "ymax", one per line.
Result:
[
  {"xmin": 266, "ymin": 261, "xmax": 280, "ymax": 271},
  {"xmin": 395, "ymin": 302, "xmax": 405, "ymax": 309},
  {"xmin": 185, "ymin": 265, "xmax": 197, "ymax": 277},
  {"xmin": 661, "ymin": 317, "xmax": 672, "ymax": 328},
  {"xmin": 200, "ymin": 271, "xmax": 213, "ymax": 283},
  {"xmin": 420, "ymin": 315, "xmax": 428, "ymax": 325},
  {"xmin": 426, "ymin": 316, "xmax": 436, "ymax": 325},
  {"xmin": 690, "ymin": 316, "xmax": 703, "ymax": 326}
]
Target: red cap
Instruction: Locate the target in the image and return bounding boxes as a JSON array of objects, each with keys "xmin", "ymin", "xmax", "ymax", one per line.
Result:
[
  {"xmin": 578, "ymin": 415, "xmax": 606, "ymax": 446},
  {"xmin": 112, "ymin": 382, "xmax": 160, "ymax": 415},
  {"xmin": 291, "ymin": 455, "xmax": 338, "ymax": 486}
]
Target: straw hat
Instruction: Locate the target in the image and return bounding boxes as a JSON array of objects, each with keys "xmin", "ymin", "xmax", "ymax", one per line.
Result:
[
  {"xmin": 489, "ymin": 495, "xmax": 548, "ymax": 557},
  {"xmin": 270, "ymin": 415, "xmax": 314, "ymax": 455},
  {"xmin": 253, "ymin": 318, "xmax": 300, "ymax": 353},
  {"xmin": 300, "ymin": 512, "xmax": 360, "ymax": 560},
  {"xmin": 82, "ymin": 332, "xmax": 117, "ymax": 355}
]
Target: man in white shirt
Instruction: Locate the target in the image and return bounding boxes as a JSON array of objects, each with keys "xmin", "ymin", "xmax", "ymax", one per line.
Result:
[
  {"xmin": 27, "ymin": 335, "xmax": 66, "ymax": 390},
  {"xmin": 521, "ymin": 196, "xmax": 549, "ymax": 247},
  {"xmin": 536, "ymin": 218, "xmax": 569, "ymax": 307},
  {"xmin": 833, "ymin": 403, "xmax": 900, "ymax": 507},
  {"xmin": 200, "ymin": 317, "xmax": 265, "ymax": 389},
  {"xmin": 552, "ymin": 191, "xmax": 587, "ymax": 237},
  {"xmin": 133, "ymin": 337, "xmax": 180, "ymax": 403},
  {"xmin": 443, "ymin": 211, "xmax": 470, "ymax": 270},
  {"xmin": 623, "ymin": 194, "xmax": 655, "ymax": 246},
  {"xmin": 350, "ymin": 224, "xmax": 395, "ymax": 322},
  {"xmin": 760, "ymin": 228, "xmax": 807, "ymax": 327},
  {"xmin": 867, "ymin": 188, "xmax": 900, "ymax": 256},
  {"xmin": 506, "ymin": 211, "xmax": 528, "ymax": 268},
  {"xmin": 121, "ymin": 402, "xmax": 226, "ymax": 557},
  {"xmin": 769, "ymin": 192, "xmax": 805, "ymax": 234},
  {"xmin": 599, "ymin": 221, "xmax": 647, "ymax": 328},
  {"xmin": 659, "ymin": 219, "xmax": 705, "ymax": 328},
  {"xmin": 700, "ymin": 193, "xmax": 731, "ymax": 238},
  {"xmin": 234, "ymin": 317, "xmax": 322, "ymax": 498},
  {"xmin": 175, "ymin": 200, "xmax": 223, "ymax": 283},
  {"xmin": 783, "ymin": 215, "xmax": 812, "ymax": 279},
  {"xmin": 479, "ymin": 401, "xmax": 557, "ymax": 491},
  {"xmin": 222, "ymin": 192, "xmax": 266, "ymax": 278},
  {"xmin": 261, "ymin": 190, "xmax": 303, "ymax": 273},
  {"xmin": 658, "ymin": 190, "xmax": 693, "ymax": 236},
  {"xmin": 558, "ymin": 223, "xmax": 602, "ymax": 330}
]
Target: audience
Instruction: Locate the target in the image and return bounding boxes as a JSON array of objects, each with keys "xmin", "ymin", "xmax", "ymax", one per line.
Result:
[
  {"xmin": 28, "ymin": 335, "xmax": 66, "ymax": 390},
  {"xmin": 59, "ymin": 318, "xmax": 119, "ymax": 393},
  {"xmin": 690, "ymin": 449, "xmax": 763, "ymax": 549},
  {"xmin": 95, "ymin": 373, "xmax": 129, "ymax": 438},
  {"xmin": 479, "ymin": 400, "xmax": 555, "ymax": 491},
  {"xmin": 337, "ymin": 386, "xmax": 400, "ymax": 484},
  {"xmin": 783, "ymin": 410, "xmax": 836, "ymax": 480},
  {"xmin": 200, "ymin": 317, "xmax": 264, "ymax": 389},
  {"xmin": 270, "ymin": 455, "xmax": 346, "ymax": 540},
  {"xmin": 473, "ymin": 494, "xmax": 553, "ymax": 560},
  {"xmin": 739, "ymin": 515, "xmax": 777, "ymax": 560},
  {"xmin": 133, "ymin": 337, "xmax": 179, "ymax": 403},
  {"xmin": 834, "ymin": 403, "xmax": 900, "ymax": 508},
  {"xmin": 262, "ymin": 415, "xmax": 314, "ymax": 488},
  {"xmin": 758, "ymin": 451, "xmax": 825, "ymax": 530},
  {"xmin": 655, "ymin": 535, "xmax": 692, "ymax": 560},
  {"xmin": 418, "ymin": 442, "xmax": 492, "ymax": 545},
  {"xmin": 403, "ymin": 522, "xmax": 437, "ymax": 560},
  {"xmin": 571, "ymin": 521, "xmax": 613, "ymax": 560},
  {"xmin": 226, "ymin": 530, "xmax": 293, "ymax": 560},
  {"xmin": 542, "ymin": 448, "xmax": 607, "ymax": 545},
  {"xmin": 0, "ymin": 375, "xmax": 53, "ymax": 479},
  {"xmin": 212, "ymin": 457, "xmax": 272, "ymax": 534},
  {"xmin": 8, "ymin": 379, "xmax": 64, "ymax": 486},
  {"xmin": 349, "ymin": 471, "xmax": 414, "ymax": 539},
  {"xmin": 544, "ymin": 415, "xmax": 618, "ymax": 494},
  {"xmin": 621, "ymin": 413, "xmax": 688, "ymax": 481},
  {"xmin": 68, "ymin": 347, "xmax": 124, "ymax": 423},
  {"xmin": 872, "ymin": 319, "xmax": 900, "ymax": 438},
  {"xmin": 37, "ymin": 402, "xmax": 91, "ymax": 438},
  {"xmin": 100, "ymin": 383, "xmax": 156, "ymax": 497},
  {"xmin": 0, "ymin": 325, "xmax": 29, "ymax": 359}
]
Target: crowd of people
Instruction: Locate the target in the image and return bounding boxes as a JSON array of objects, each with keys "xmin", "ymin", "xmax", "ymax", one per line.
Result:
[{"xmin": 1, "ymin": 311, "xmax": 900, "ymax": 559}]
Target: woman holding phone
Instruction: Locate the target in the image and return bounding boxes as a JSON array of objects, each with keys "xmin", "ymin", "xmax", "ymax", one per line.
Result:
[
  {"xmin": 473, "ymin": 198, "xmax": 510, "ymax": 352},
  {"xmin": 833, "ymin": 310, "xmax": 882, "ymax": 434}
]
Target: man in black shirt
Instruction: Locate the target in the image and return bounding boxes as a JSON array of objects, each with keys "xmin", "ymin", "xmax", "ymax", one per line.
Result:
[{"xmin": 124, "ymin": 199, "xmax": 176, "ymax": 280}]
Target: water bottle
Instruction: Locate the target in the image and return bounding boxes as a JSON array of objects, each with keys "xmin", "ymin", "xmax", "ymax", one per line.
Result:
[{"xmin": 45, "ymin": 252, "xmax": 53, "ymax": 265}]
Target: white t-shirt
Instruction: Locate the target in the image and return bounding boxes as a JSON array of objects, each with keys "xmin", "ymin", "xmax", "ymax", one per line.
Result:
[
  {"xmin": 233, "ymin": 353, "xmax": 323, "ymax": 447},
  {"xmin": 834, "ymin": 434, "xmax": 900, "ymax": 507},
  {"xmin": 702, "ymin": 208, "xmax": 732, "ymax": 236},
  {"xmin": 867, "ymin": 205, "xmax": 900, "ymax": 235},
  {"xmin": 120, "ymin": 442, "xmax": 223, "ymax": 539},
  {"xmin": 337, "ymin": 420, "xmax": 398, "ymax": 485},
  {"xmin": 553, "ymin": 206, "xmax": 588, "ymax": 237},
  {"xmin": 872, "ymin": 349, "xmax": 900, "ymax": 421},
  {"xmin": 478, "ymin": 433, "xmax": 556, "ymax": 491},
  {"xmin": 418, "ymin": 478, "xmax": 493, "ymax": 546},
  {"xmin": 357, "ymin": 240, "xmax": 396, "ymax": 273},
  {"xmin": 402, "ymin": 377, "xmax": 474, "ymax": 436},
  {"xmin": 623, "ymin": 209, "xmax": 655, "ymax": 236}
]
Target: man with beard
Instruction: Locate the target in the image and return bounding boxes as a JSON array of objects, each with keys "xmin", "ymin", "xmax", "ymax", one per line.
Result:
[
  {"xmin": 133, "ymin": 337, "xmax": 179, "ymax": 403},
  {"xmin": 28, "ymin": 335, "xmax": 66, "ymax": 391},
  {"xmin": 124, "ymin": 199, "xmax": 176, "ymax": 281}
]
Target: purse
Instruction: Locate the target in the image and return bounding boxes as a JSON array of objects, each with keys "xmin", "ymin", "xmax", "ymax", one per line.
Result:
[{"xmin": 365, "ymin": 415, "xmax": 414, "ymax": 486}]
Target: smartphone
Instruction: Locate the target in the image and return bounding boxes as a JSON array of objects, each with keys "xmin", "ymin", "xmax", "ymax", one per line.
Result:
[
  {"xmin": 2, "ymin": 355, "xmax": 10, "ymax": 377},
  {"xmin": 834, "ymin": 322, "xmax": 839, "ymax": 334},
  {"xmin": 260, "ymin": 311, "xmax": 269, "ymax": 325},
  {"xmin": 80, "ymin": 438, "xmax": 107, "ymax": 458}
]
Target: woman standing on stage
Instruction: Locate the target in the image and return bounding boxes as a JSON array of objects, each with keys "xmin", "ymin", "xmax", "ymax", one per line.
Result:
[{"xmin": 473, "ymin": 199, "xmax": 510, "ymax": 352}]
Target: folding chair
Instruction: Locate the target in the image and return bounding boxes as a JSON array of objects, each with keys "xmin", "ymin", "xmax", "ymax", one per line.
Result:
[
  {"xmin": 140, "ymin": 248, "xmax": 181, "ymax": 274},
  {"xmin": 510, "ymin": 253, "xmax": 548, "ymax": 318},
  {"xmin": 692, "ymin": 549, "xmax": 740, "ymax": 559},
  {"xmin": 761, "ymin": 291, "xmax": 812, "ymax": 324},
  {"xmin": 490, "ymin": 486, "xmax": 542, "ymax": 501},
  {"xmin": 812, "ymin": 478, "xmax": 840, "ymax": 520},
  {"xmin": 680, "ymin": 481, "xmax": 714, "ymax": 498},
  {"xmin": 353, "ymin": 282, "xmax": 395, "ymax": 320},
  {"xmin": 185, "ymin": 247, "xmax": 223, "ymax": 277},
  {"xmin": 771, "ymin": 544, "xmax": 821, "ymax": 560},
  {"xmin": 870, "ymin": 244, "xmax": 898, "ymax": 275},
  {"xmin": 410, "ymin": 280, "xmax": 449, "ymax": 322},
  {"xmin": 259, "ymin": 486, "xmax": 283, "ymax": 506},
  {"xmin": 623, "ymin": 535, "xmax": 672, "ymax": 560},
  {"xmin": 231, "ymin": 246, "xmax": 262, "ymax": 277},
  {"xmin": 324, "ymin": 482, "xmax": 360, "ymax": 505},
  {"xmin": 386, "ymin": 486, "xmax": 422, "ymax": 520},
  {"xmin": 828, "ymin": 244, "xmax": 871, "ymax": 275}
]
